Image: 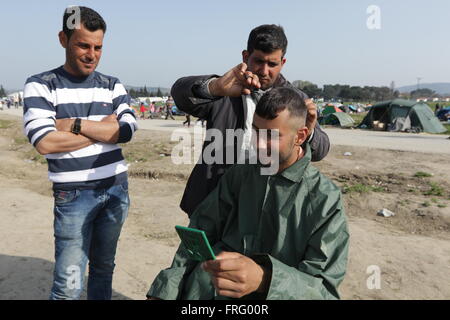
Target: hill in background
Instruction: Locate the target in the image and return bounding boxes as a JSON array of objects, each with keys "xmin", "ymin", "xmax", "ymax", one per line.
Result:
[{"xmin": 397, "ymin": 83, "xmax": 450, "ymax": 96}]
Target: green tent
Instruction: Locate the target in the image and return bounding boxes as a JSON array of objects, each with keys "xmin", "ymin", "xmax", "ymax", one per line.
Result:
[
  {"xmin": 322, "ymin": 105, "xmax": 343, "ymax": 115},
  {"xmin": 320, "ymin": 112, "xmax": 355, "ymax": 127},
  {"xmin": 358, "ymin": 99, "xmax": 446, "ymax": 133}
]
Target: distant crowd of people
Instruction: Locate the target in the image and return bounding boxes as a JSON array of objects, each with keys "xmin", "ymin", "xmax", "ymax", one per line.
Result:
[
  {"xmin": 0, "ymin": 96, "xmax": 22, "ymax": 110},
  {"xmin": 136, "ymin": 96, "xmax": 206, "ymax": 127}
]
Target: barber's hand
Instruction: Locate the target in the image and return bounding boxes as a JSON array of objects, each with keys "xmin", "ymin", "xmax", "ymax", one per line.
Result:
[
  {"xmin": 202, "ymin": 251, "xmax": 269, "ymax": 298},
  {"xmin": 209, "ymin": 63, "xmax": 261, "ymax": 97},
  {"xmin": 55, "ymin": 118, "xmax": 74, "ymax": 132},
  {"xmin": 101, "ymin": 114, "xmax": 118, "ymax": 122},
  {"xmin": 305, "ymin": 99, "xmax": 317, "ymax": 137}
]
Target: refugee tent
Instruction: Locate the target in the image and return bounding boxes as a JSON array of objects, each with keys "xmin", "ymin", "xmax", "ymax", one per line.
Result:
[
  {"xmin": 322, "ymin": 105, "xmax": 343, "ymax": 115},
  {"xmin": 436, "ymin": 106, "xmax": 450, "ymax": 121},
  {"xmin": 339, "ymin": 105, "xmax": 351, "ymax": 113},
  {"xmin": 356, "ymin": 104, "xmax": 367, "ymax": 113},
  {"xmin": 348, "ymin": 105, "xmax": 358, "ymax": 112},
  {"xmin": 320, "ymin": 112, "xmax": 355, "ymax": 127},
  {"xmin": 358, "ymin": 99, "xmax": 446, "ymax": 133}
]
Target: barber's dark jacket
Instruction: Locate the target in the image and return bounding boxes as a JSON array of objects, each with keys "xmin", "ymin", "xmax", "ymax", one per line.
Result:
[{"xmin": 172, "ymin": 74, "xmax": 331, "ymax": 216}]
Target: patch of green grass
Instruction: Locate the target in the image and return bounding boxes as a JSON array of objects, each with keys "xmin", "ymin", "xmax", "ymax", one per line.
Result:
[
  {"xmin": 440, "ymin": 123, "xmax": 450, "ymax": 135},
  {"xmin": 343, "ymin": 183, "xmax": 384, "ymax": 194},
  {"xmin": 13, "ymin": 136, "xmax": 29, "ymax": 145},
  {"xmin": 27, "ymin": 152, "xmax": 47, "ymax": 164},
  {"xmin": 124, "ymin": 154, "xmax": 150, "ymax": 163},
  {"xmin": 422, "ymin": 201, "xmax": 431, "ymax": 207},
  {"xmin": 349, "ymin": 113, "xmax": 368, "ymax": 126},
  {"xmin": 0, "ymin": 119, "xmax": 14, "ymax": 129},
  {"xmin": 398, "ymin": 199, "xmax": 411, "ymax": 206},
  {"xmin": 371, "ymin": 186, "xmax": 385, "ymax": 193},
  {"xmin": 437, "ymin": 203, "xmax": 447, "ymax": 208},
  {"xmin": 414, "ymin": 171, "xmax": 433, "ymax": 178},
  {"xmin": 122, "ymin": 138, "xmax": 178, "ymax": 164},
  {"xmin": 423, "ymin": 182, "xmax": 444, "ymax": 197}
]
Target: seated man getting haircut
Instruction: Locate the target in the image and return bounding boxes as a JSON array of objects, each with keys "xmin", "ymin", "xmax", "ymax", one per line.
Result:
[{"xmin": 147, "ymin": 87, "xmax": 349, "ymax": 300}]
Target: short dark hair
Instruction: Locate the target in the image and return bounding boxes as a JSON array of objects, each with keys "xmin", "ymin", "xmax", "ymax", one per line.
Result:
[
  {"xmin": 256, "ymin": 87, "xmax": 307, "ymax": 125},
  {"xmin": 62, "ymin": 6, "xmax": 107, "ymax": 39},
  {"xmin": 247, "ymin": 24, "xmax": 288, "ymax": 57}
]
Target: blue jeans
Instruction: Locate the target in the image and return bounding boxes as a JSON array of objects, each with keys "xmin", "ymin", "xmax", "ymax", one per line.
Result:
[{"xmin": 49, "ymin": 182, "xmax": 129, "ymax": 300}]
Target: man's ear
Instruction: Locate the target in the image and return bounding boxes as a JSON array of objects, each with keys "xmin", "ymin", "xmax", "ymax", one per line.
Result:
[
  {"xmin": 281, "ymin": 57, "xmax": 287, "ymax": 67},
  {"xmin": 58, "ymin": 31, "xmax": 68, "ymax": 49},
  {"xmin": 294, "ymin": 127, "xmax": 309, "ymax": 146},
  {"xmin": 242, "ymin": 50, "xmax": 249, "ymax": 63}
]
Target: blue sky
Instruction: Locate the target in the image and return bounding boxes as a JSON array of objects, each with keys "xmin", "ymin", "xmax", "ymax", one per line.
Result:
[{"xmin": 1, "ymin": 0, "xmax": 449, "ymax": 90}]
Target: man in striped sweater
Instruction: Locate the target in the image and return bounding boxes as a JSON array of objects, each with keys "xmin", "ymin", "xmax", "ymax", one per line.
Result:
[{"xmin": 23, "ymin": 6, "xmax": 137, "ymax": 300}]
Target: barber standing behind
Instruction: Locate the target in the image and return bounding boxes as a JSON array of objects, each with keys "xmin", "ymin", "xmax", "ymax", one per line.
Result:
[{"xmin": 171, "ymin": 24, "xmax": 330, "ymax": 216}]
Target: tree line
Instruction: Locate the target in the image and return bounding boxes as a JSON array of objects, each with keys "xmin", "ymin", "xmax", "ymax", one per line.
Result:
[
  {"xmin": 292, "ymin": 80, "xmax": 400, "ymax": 102},
  {"xmin": 292, "ymin": 81, "xmax": 448, "ymax": 102},
  {"xmin": 128, "ymin": 86, "xmax": 169, "ymax": 99},
  {"xmin": 0, "ymin": 82, "xmax": 439, "ymax": 102},
  {"xmin": 407, "ymin": 88, "xmax": 438, "ymax": 99}
]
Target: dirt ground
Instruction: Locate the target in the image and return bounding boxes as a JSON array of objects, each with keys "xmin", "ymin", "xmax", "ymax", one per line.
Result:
[{"xmin": 0, "ymin": 114, "xmax": 449, "ymax": 300}]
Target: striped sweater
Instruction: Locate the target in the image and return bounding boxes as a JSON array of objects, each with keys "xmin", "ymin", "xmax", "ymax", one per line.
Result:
[{"xmin": 23, "ymin": 66, "xmax": 138, "ymax": 190}]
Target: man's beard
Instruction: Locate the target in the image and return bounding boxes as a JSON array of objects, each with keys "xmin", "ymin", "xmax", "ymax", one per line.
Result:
[
  {"xmin": 258, "ymin": 139, "xmax": 295, "ymax": 170},
  {"xmin": 278, "ymin": 139, "xmax": 296, "ymax": 168}
]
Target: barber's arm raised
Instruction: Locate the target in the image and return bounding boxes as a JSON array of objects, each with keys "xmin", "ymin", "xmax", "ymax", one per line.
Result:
[{"xmin": 171, "ymin": 63, "xmax": 260, "ymax": 118}]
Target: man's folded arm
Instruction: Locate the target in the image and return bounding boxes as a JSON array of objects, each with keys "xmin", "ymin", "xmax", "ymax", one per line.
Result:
[
  {"xmin": 35, "ymin": 131, "xmax": 96, "ymax": 155},
  {"xmin": 23, "ymin": 77, "xmax": 96, "ymax": 154},
  {"xmin": 75, "ymin": 119, "xmax": 119, "ymax": 144},
  {"xmin": 79, "ymin": 82, "xmax": 138, "ymax": 145}
]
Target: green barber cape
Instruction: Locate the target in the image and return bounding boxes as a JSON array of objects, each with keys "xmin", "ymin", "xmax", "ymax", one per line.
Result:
[{"xmin": 147, "ymin": 146, "xmax": 349, "ymax": 300}]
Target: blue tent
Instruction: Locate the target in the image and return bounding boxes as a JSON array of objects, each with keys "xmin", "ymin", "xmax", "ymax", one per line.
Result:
[
  {"xmin": 436, "ymin": 107, "xmax": 450, "ymax": 121},
  {"xmin": 348, "ymin": 105, "xmax": 358, "ymax": 112}
]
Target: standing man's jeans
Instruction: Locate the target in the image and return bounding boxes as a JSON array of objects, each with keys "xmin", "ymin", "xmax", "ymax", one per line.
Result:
[{"xmin": 49, "ymin": 182, "xmax": 129, "ymax": 300}]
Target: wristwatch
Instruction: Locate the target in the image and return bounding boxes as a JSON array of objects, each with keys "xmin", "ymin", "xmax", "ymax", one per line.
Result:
[{"xmin": 71, "ymin": 118, "xmax": 82, "ymax": 135}]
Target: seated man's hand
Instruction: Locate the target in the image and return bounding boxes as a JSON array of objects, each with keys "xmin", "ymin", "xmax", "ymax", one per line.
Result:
[{"xmin": 202, "ymin": 251, "xmax": 269, "ymax": 298}]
